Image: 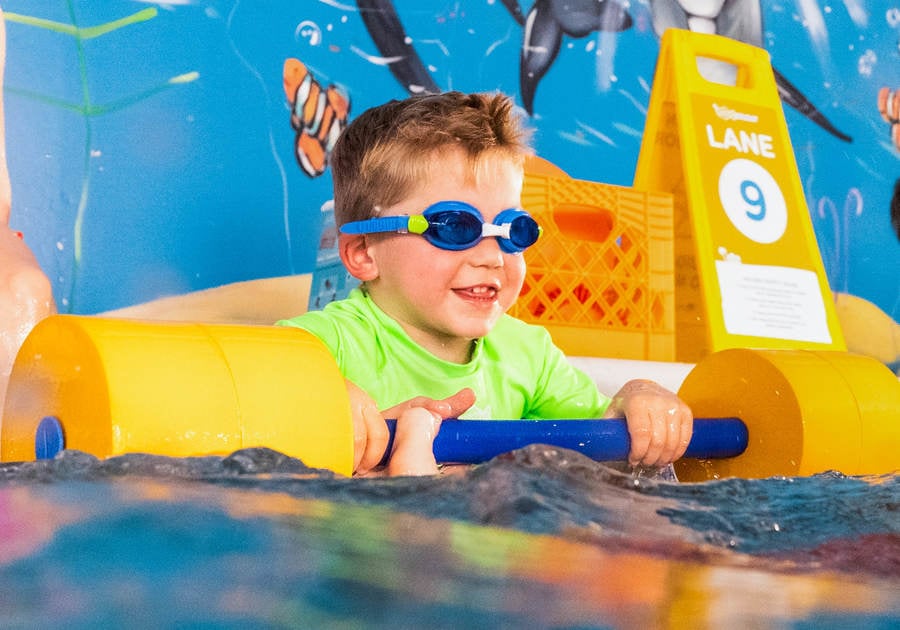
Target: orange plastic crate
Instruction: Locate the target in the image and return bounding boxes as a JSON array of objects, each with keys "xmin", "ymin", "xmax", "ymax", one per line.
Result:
[{"xmin": 510, "ymin": 173, "xmax": 675, "ymax": 361}]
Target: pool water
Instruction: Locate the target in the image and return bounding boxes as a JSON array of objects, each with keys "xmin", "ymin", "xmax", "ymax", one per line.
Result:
[{"xmin": 1, "ymin": 447, "xmax": 897, "ymax": 628}]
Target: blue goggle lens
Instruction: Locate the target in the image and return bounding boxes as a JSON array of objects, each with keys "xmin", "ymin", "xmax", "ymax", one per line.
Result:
[
  {"xmin": 424, "ymin": 211, "xmax": 485, "ymax": 247},
  {"xmin": 507, "ymin": 214, "xmax": 542, "ymax": 249}
]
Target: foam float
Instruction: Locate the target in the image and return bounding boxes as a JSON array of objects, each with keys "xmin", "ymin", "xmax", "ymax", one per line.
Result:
[{"xmin": 2, "ymin": 316, "xmax": 898, "ymax": 480}]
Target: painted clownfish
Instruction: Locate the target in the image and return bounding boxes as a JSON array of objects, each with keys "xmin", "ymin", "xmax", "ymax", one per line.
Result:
[
  {"xmin": 877, "ymin": 86, "xmax": 900, "ymax": 152},
  {"xmin": 283, "ymin": 58, "xmax": 351, "ymax": 177}
]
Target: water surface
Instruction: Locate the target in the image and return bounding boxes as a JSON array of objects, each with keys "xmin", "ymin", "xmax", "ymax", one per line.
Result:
[{"xmin": 1, "ymin": 447, "xmax": 897, "ymax": 628}]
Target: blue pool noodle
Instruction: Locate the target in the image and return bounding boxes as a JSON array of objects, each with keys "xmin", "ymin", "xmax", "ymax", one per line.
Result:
[{"xmin": 383, "ymin": 417, "xmax": 748, "ymax": 465}]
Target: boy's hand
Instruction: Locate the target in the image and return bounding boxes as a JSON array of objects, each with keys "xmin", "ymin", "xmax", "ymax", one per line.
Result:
[
  {"xmin": 345, "ymin": 380, "xmax": 390, "ymax": 475},
  {"xmin": 345, "ymin": 383, "xmax": 476, "ymax": 475},
  {"xmin": 603, "ymin": 379, "xmax": 693, "ymax": 467}
]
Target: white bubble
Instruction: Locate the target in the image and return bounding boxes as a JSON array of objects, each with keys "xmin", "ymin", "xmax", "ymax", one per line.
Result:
[
  {"xmin": 887, "ymin": 8, "xmax": 900, "ymax": 28},
  {"xmin": 295, "ymin": 20, "xmax": 322, "ymax": 46},
  {"xmin": 857, "ymin": 49, "xmax": 877, "ymax": 76}
]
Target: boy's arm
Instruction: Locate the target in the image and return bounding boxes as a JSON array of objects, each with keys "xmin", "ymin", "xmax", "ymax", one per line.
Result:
[{"xmin": 603, "ymin": 379, "xmax": 693, "ymax": 467}]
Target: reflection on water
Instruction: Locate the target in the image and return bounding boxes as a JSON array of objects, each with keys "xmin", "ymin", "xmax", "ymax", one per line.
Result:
[{"xmin": 0, "ymin": 447, "xmax": 897, "ymax": 627}]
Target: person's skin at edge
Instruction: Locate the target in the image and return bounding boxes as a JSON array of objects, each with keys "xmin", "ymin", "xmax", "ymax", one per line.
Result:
[
  {"xmin": 339, "ymin": 146, "xmax": 692, "ymax": 475},
  {"xmin": 0, "ymin": 7, "xmax": 57, "ymax": 419}
]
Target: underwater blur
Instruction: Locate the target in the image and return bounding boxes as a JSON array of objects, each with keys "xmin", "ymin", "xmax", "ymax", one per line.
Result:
[{"xmin": 0, "ymin": 447, "xmax": 897, "ymax": 628}]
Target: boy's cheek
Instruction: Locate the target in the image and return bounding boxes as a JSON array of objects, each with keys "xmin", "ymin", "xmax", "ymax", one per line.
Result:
[{"xmin": 504, "ymin": 258, "xmax": 528, "ymax": 305}]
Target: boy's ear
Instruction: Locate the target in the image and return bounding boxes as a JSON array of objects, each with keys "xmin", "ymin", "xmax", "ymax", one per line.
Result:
[{"xmin": 339, "ymin": 233, "xmax": 379, "ymax": 281}]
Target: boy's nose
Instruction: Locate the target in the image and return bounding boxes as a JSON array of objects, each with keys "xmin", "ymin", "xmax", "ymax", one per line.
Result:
[{"xmin": 468, "ymin": 236, "xmax": 505, "ymax": 267}]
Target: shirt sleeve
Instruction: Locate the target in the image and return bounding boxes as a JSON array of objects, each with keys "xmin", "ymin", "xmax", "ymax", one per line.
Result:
[{"xmin": 276, "ymin": 312, "xmax": 343, "ymax": 362}]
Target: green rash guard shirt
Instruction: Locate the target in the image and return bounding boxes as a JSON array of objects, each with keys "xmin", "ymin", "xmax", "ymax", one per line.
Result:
[{"xmin": 277, "ymin": 289, "xmax": 611, "ymax": 420}]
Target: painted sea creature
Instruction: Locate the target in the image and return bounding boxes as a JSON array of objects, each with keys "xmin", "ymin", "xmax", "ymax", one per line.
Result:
[
  {"xmin": 283, "ymin": 58, "xmax": 350, "ymax": 177},
  {"xmin": 499, "ymin": 0, "xmax": 633, "ymax": 114},
  {"xmin": 355, "ymin": 0, "xmax": 439, "ymax": 95},
  {"xmin": 877, "ymin": 86, "xmax": 900, "ymax": 152},
  {"xmin": 647, "ymin": 0, "xmax": 851, "ymax": 142},
  {"xmin": 356, "ymin": 0, "xmax": 850, "ymax": 143}
]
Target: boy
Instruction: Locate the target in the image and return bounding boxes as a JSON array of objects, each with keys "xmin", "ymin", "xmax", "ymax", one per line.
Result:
[{"xmin": 279, "ymin": 91, "xmax": 692, "ymax": 476}]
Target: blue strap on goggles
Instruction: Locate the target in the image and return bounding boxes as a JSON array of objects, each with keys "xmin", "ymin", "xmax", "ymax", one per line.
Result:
[{"xmin": 339, "ymin": 200, "xmax": 542, "ymax": 254}]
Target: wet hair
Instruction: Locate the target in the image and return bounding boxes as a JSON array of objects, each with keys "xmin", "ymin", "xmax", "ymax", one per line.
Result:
[
  {"xmin": 892, "ymin": 177, "xmax": 900, "ymax": 242},
  {"xmin": 330, "ymin": 91, "xmax": 533, "ymax": 226}
]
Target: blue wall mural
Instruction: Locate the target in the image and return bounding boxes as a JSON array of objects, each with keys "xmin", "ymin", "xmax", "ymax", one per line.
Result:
[{"xmin": 3, "ymin": 1, "xmax": 898, "ymax": 322}]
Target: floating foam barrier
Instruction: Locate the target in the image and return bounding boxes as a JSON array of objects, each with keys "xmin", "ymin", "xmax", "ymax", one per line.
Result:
[
  {"xmin": 2, "ymin": 316, "xmax": 898, "ymax": 479},
  {"xmin": 0, "ymin": 315, "xmax": 354, "ymax": 475},
  {"xmin": 675, "ymin": 348, "xmax": 900, "ymax": 481}
]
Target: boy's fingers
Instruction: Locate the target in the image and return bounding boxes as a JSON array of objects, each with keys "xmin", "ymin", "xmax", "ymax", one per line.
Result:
[
  {"xmin": 441, "ymin": 388, "xmax": 476, "ymax": 418},
  {"xmin": 381, "ymin": 397, "xmax": 428, "ymax": 417},
  {"xmin": 355, "ymin": 405, "xmax": 390, "ymax": 474},
  {"xmin": 626, "ymin": 412, "xmax": 652, "ymax": 466},
  {"xmin": 653, "ymin": 411, "xmax": 687, "ymax": 466},
  {"xmin": 641, "ymin": 414, "xmax": 667, "ymax": 466},
  {"xmin": 382, "ymin": 388, "xmax": 477, "ymax": 420},
  {"xmin": 674, "ymin": 407, "xmax": 694, "ymax": 460},
  {"xmin": 625, "ymin": 401, "xmax": 693, "ymax": 467},
  {"xmin": 385, "ymin": 407, "xmax": 442, "ymax": 477},
  {"xmin": 345, "ymin": 379, "xmax": 391, "ymax": 475}
]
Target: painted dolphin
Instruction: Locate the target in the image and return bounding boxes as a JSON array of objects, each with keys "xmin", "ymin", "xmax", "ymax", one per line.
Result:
[{"xmin": 500, "ymin": 0, "xmax": 634, "ymax": 114}]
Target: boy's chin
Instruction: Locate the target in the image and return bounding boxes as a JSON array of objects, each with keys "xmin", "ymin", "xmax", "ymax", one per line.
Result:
[{"xmin": 448, "ymin": 318, "xmax": 501, "ymax": 341}]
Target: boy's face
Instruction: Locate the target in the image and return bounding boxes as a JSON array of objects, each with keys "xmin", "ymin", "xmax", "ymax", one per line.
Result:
[{"xmin": 362, "ymin": 148, "xmax": 526, "ymax": 363}]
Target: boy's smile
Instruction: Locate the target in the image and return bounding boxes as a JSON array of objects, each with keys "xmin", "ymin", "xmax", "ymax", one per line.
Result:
[{"xmin": 359, "ymin": 148, "xmax": 526, "ymax": 364}]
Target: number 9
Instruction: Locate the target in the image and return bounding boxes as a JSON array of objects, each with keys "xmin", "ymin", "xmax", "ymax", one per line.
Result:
[{"xmin": 740, "ymin": 180, "xmax": 766, "ymax": 220}]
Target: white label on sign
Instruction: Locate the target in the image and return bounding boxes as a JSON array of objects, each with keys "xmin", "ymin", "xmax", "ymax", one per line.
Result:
[{"xmin": 716, "ymin": 260, "xmax": 832, "ymax": 343}]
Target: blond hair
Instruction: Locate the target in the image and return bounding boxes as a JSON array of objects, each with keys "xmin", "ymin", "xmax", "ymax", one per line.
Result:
[{"xmin": 330, "ymin": 91, "xmax": 533, "ymax": 226}]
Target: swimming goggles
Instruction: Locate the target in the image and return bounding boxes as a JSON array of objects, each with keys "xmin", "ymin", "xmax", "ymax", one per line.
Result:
[{"xmin": 339, "ymin": 200, "xmax": 542, "ymax": 254}]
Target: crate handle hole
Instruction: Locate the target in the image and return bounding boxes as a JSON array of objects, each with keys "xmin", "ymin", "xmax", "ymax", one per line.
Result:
[{"xmin": 551, "ymin": 203, "xmax": 615, "ymax": 242}]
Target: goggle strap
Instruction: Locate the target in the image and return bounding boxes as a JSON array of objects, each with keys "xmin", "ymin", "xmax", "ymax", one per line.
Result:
[{"xmin": 340, "ymin": 215, "xmax": 414, "ymax": 235}]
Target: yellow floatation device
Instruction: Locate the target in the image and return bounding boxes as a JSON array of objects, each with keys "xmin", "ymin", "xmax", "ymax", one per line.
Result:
[
  {"xmin": 675, "ymin": 348, "xmax": 900, "ymax": 481},
  {"xmin": 1, "ymin": 315, "xmax": 354, "ymax": 474},
  {"xmin": 2, "ymin": 315, "xmax": 898, "ymax": 479}
]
